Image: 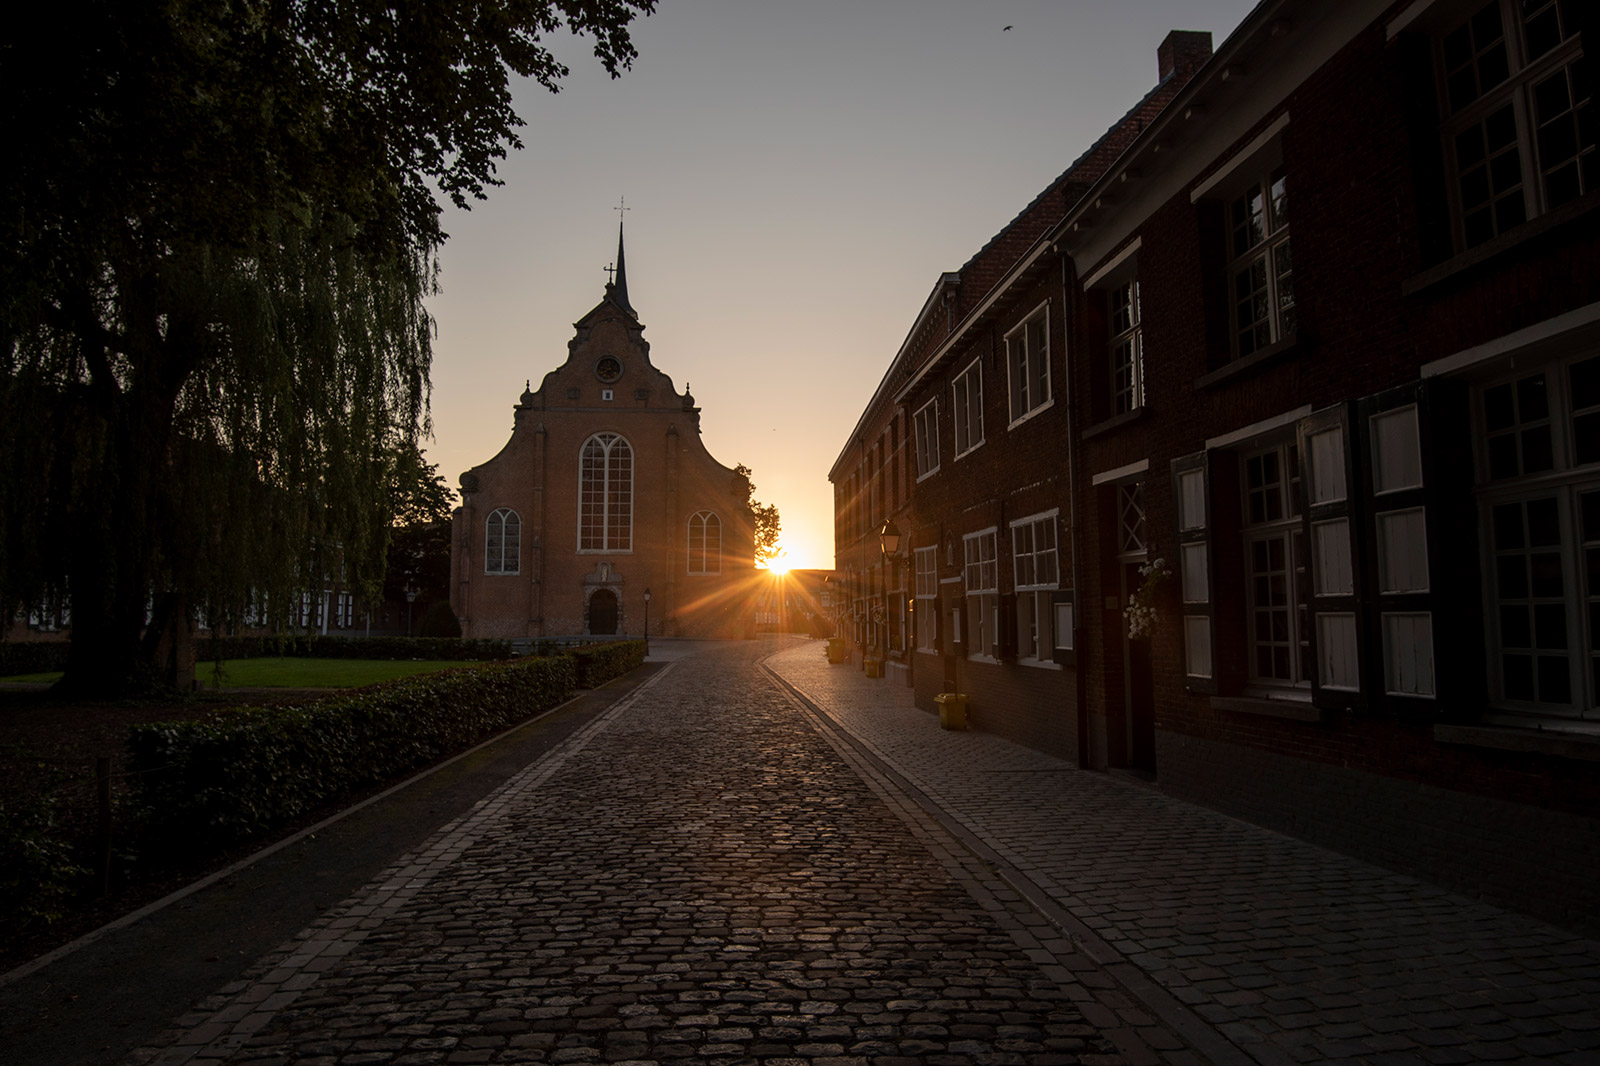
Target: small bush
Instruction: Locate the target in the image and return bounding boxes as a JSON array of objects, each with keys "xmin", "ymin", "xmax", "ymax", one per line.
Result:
[
  {"xmin": 127, "ymin": 655, "xmax": 576, "ymax": 850},
  {"xmin": 196, "ymin": 634, "xmax": 514, "ymax": 663},
  {"xmin": 0, "ymin": 784, "xmax": 87, "ymax": 930},
  {"xmin": 0, "ymin": 641, "xmax": 71, "ymax": 677},
  {"xmin": 570, "ymin": 640, "xmax": 647, "ymax": 689}
]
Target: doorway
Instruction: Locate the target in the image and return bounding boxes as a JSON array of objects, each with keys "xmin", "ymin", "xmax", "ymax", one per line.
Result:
[{"xmin": 589, "ymin": 589, "xmax": 618, "ymax": 635}]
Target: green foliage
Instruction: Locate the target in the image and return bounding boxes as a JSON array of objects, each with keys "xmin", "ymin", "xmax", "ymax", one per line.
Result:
[
  {"xmin": 417, "ymin": 601, "xmax": 463, "ymax": 638},
  {"xmin": 734, "ymin": 463, "xmax": 783, "ymax": 566},
  {"xmin": 0, "ymin": 641, "xmax": 71, "ymax": 677},
  {"xmin": 0, "ymin": 780, "xmax": 88, "ymax": 929},
  {"xmin": 570, "ymin": 640, "xmax": 647, "ymax": 689},
  {"xmin": 197, "ymin": 634, "xmax": 514, "ymax": 662},
  {"xmin": 206, "ymin": 658, "xmax": 485, "ymax": 689},
  {"xmin": 0, "ymin": 0, "xmax": 656, "ymax": 695},
  {"xmin": 128, "ymin": 656, "xmax": 577, "ymax": 849}
]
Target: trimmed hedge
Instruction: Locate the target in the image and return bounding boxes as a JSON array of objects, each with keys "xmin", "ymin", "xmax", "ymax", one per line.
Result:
[
  {"xmin": 127, "ymin": 655, "xmax": 576, "ymax": 849},
  {"xmin": 0, "ymin": 641, "xmax": 70, "ymax": 677},
  {"xmin": 196, "ymin": 634, "xmax": 515, "ymax": 662},
  {"xmin": 570, "ymin": 640, "xmax": 647, "ymax": 689}
]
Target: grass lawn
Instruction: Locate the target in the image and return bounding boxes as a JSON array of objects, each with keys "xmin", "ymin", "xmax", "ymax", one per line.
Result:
[{"xmin": 1, "ymin": 657, "xmax": 485, "ymax": 689}]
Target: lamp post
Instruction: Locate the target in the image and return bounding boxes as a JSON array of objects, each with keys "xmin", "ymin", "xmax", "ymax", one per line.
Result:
[
  {"xmin": 643, "ymin": 587, "xmax": 651, "ymax": 657},
  {"xmin": 877, "ymin": 518, "xmax": 901, "ymax": 671},
  {"xmin": 404, "ymin": 586, "xmax": 417, "ymax": 638}
]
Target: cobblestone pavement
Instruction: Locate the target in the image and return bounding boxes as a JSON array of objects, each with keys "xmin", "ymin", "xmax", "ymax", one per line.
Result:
[
  {"xmin": 129, "ymin": 639, "xmax": 1194, "ymax": 1066},
  {"xmin": 764, "ymin": 644, "xmax": 1600, "ymax": 1066}
]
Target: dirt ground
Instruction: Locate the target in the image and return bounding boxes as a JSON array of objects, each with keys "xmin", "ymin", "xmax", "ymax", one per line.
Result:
[{"xmin": 0, "ymin": 685, "xmax": 331, "ymax": 973}]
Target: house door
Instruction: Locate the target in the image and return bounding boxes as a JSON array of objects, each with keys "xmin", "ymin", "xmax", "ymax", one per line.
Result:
[
  {"xmin": 1121, "ymin": 561, "xmax": 1157, "ymax": 773},
  {"xmin": 589, "ymin": 589, "xmax": 618, "ymax": 635}
]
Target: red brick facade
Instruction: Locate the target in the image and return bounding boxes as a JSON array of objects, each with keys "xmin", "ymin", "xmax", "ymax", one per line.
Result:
[
  {"xmin": 835, "ymin": 2, "xmax": 1600, "ymax": 933},
  {"xmin": 452, "ymin": 274, "xmax": 756, "ymax": 641}
]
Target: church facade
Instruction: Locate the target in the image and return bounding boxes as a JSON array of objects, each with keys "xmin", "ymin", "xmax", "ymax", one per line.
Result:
[{"xmin": 450, "ymin": 232, "xmax": 757, "ymax": 641}]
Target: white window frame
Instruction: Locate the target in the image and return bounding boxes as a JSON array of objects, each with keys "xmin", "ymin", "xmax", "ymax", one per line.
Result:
[
  {"xmin": 687, "ymin": 510, "xmax": 721, "ymax": 575},
  {"xmin": 1241, "ymin": 440, "xmax": 1308, "ymax": 690},
  {"xmin": 1433, "ymin": 0, "xmax": 1591, "ymax": 251},
  {"xmin": 578, "ymin": 433, "xmax": 633, "ymax": 553},
  {"xmin": 1005, "ymin": 301, "xmax": 1053, "ymax": 427},
  {"xmin": 914, "ymin": 545, "xmax": 939, "ymax": 653},
  {"xmin": 485, "ymin": 507, "xmax": 521, "ymax": 575},
  {"xmin": 1011, "ymin": 510, "xmax": 1061, "ymax": 667},
  {"xmin": 913, "ymin": 397, "xmax": 941, "ymax": 480},
  {"xmin": 952, "ymin": 358, "xmax": 985, "ymax": 459},
  {"xmin": 1475, "ymin": 350, "xmax": 1600, "ymax": 719},
  {"xmin": 1109, "ymin": 277, "xmax": 1144, "ymax": 415},
  {"xmin": 963, "ymin": 527, "xmax": 1000, "ymax": 660},
  {"xmin": 1227, "ymin": 166, "xmax": 1294, "ymax": 359}
]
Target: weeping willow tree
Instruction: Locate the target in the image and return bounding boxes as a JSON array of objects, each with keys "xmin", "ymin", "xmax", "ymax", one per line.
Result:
[{"xmin": 0, "ymin": 0, "xmax": 654, "ymax": 695}]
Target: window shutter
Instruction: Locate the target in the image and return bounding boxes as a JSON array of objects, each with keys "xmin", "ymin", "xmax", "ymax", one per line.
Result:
[
  {"xmin": 1298, "ymin": 404, "xmax": 1369, "ymax": 711},
  {"xmin": 1051, "ymin": 590, "xmax": 1077, "ymax": 666},
  {"xmin": 1171, "ymin": 451, "xmax": 1216, "ymax": 692},
  {"xmin": 1358, "ymin": 383, "xmax": 1437, "ymax": 708}
]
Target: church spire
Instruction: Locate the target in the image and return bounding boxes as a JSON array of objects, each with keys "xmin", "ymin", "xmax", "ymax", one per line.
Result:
[{"xmin": 606, "ymin": 197, "xmax": 635, "ymax": 316}]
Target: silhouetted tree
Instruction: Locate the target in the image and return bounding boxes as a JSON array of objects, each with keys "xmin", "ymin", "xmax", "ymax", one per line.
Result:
[
  {"xmin": 0, "ymin": 0, "xmax": 654, "ymax": 694},
  {"xmin": 734, "ymin": 464, "xmax": 783, "ymax": 568}
]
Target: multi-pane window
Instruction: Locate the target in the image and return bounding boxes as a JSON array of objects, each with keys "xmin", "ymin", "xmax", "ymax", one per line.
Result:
[
  {"xmin": 1006, "ymin": 306, "xmax": 1052, "ymax": 424},
  {"xmin": 1109, "ymin": 279, "xmax": 1144, "ymax": 415},
  {"xmin": 1230, "ymin": 169, "xmax": 1294, "ymax": 358},
  {"xmin": 1439, "ymin": 0, "xmax": 1592, "ymax": 249},
  {"xmin": 1012, "ymin": 512, "xmax": 1060, "ymax": 663},
  {"xmin": 1243, "ymin": 444, "xmax": 1308, "ymax": 685},
  {"xmin": 913, "ymin": 398, "xmax": 940, "ymax": 479},
  {"xmin": 580, "ymin": 433, "xmax": 633, "ymax": 551},
  {"xmin": 915, "ymin": 545, "xmax": 938, "ymax": 652},
  {"xmin": 486, "ymin": 507, "xmax": 521, "ymax": 574},
  {"xmin": 963, "ymin": 529, "xmax": 999, "ymax": 657},
  {"xmin": 687, "ymin": 511, "xmax": 721, "ymax": 574},
  {"xmin": 1479, "ymin": 352, "xmax": 1600, "ymax": 718},
  {"xmin": 952, "ymin": 359, "xmax": 984, "ymax": 458}
]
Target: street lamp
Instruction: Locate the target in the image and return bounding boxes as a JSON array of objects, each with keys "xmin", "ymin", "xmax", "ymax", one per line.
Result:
[
  {"xmin": 404, "ymin": 586, "xmax": 418, "ymax": 638},
  {"xmin": 643, "ymin": 587, "xmax": 652, "ymax": 657}
]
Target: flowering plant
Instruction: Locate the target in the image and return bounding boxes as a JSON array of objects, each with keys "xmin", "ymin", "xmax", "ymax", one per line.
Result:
[{"xmin": 1124, "ymin": 556, "xmax": 1172, "ymax": 640}]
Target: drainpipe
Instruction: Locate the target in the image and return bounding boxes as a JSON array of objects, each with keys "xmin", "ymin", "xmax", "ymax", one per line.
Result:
[{"xmin": 1061, "ymin": 248, "xmax": 1090, "ymax": 769}]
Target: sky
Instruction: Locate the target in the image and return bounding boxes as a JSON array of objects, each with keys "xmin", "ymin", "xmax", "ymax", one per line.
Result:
[{"xmin": 425, "ymin": 0, "xmax": 1261, "ymax": 571}]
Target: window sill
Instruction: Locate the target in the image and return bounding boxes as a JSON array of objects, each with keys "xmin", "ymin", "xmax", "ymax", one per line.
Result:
[
  {"xmin": 1194, "ymin": 335, "xmax": 1299, "ymax": 391},
  {"xmin": 1017, "ymin": 657, "xmax": 1063, "ymax": 671},
  {"xmin": 1434, "ymin": 721, "xmax": 1600, "ymax": 763},
  {"xmin": 1083, "ymin": 407, "xmax": 1148, "ymax": 440},
  {"xmin": 1209, "ymin": 694, "xmax": 1322, "ymax": 722},
  {"xmin": 1402, "ymin": 193, "xmax": 1600, "ymax": 297}
]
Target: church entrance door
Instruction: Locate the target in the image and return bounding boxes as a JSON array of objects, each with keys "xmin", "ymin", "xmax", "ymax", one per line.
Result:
[{"xmin": 589, "ymin": 589, "xmax": 619, "ymax": 635}]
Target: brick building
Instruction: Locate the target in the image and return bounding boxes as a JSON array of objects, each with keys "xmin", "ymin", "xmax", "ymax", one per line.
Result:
[
  {"xmin": 452, "ymin": 229, "xmax": 757, "ymax": 640},
  {"xmin": 831, "ymin": 29, "xmax": 1214, "ymax": 747},
  {"xmin": 837, "ymin": 0, "xmax": 1600, "ymax": 932}
]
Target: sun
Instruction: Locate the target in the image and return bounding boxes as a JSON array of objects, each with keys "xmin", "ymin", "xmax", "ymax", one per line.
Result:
[{"xmin": 762, "ymin": 548, "xmax": 791, "ymax": 576}]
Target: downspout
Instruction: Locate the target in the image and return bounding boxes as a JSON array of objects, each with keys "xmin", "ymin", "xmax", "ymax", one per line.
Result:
[{"xmin": 1061, "ymin": 248, "xmax": 1090, "ymax": 769}]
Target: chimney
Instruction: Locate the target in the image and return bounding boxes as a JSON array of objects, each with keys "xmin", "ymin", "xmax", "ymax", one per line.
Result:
[{"xmin": 1158, "ymin": 29, "xmax": 1213, "ymax": 82}]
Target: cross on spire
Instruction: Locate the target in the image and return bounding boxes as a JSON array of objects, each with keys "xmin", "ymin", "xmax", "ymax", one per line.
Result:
[
  {"xmin": 604, "ymin": 262, "xmax": 616, "ymax": 284},
  {"xmin": 615, "ymin": 196, "xmax": 630, "ymax": 221}
]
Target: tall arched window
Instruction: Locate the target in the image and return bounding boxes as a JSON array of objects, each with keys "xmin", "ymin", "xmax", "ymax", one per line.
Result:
[
  {"xmin": 688, "ymin": 511, "xmax": 721, "ymax": 574},
  {"xmin": 580, "ymin": 433, "xmax": 633, "ymax": 551},
  {"xmin": 485, "ymin": 508, "xmax": 520, "ymax": 574}
]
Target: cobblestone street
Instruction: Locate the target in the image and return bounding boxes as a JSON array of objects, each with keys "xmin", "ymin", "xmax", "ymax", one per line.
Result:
[
  {"xmin": 129, "ymin": 641, "xmax": 1146, "ymax": 1066},
  {"xmin": 18, "ymin": 637, "xmax": 1594, "ymax": 1065}
]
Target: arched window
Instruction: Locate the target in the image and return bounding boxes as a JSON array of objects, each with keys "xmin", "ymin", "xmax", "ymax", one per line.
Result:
[
  {"xmin": 688, "ymin": 511, "xmax": 721, "ymax": 574},
  {"xmin": 485, "ymin": 508, "xmax": 520, "ymax": 574},
  {"xmin": 579, "ymin": 433, "xmax": 633, "ymax": 551}
]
